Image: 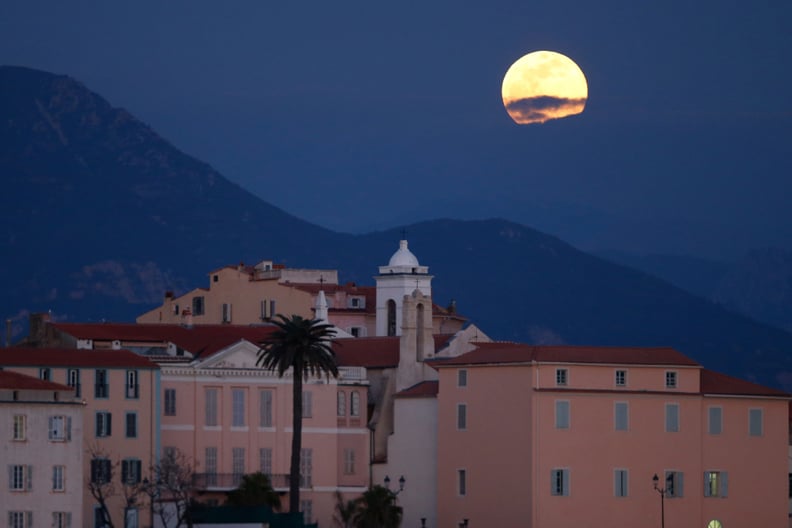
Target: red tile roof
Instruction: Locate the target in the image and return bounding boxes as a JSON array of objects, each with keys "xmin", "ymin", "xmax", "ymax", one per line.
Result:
[
  {"xmin": 334, "ymin": 337, "xmax": 400, "ymax": 368},
  {"xmin": 701, "ymin": 369, "xmax": 790, "ymax": 398},
  {"xmin": 52, "ymin": 323, "xmax": 278, "ymax": 359},
  {"xmin": 431, "ymin": 342, "xmax": 701, "ymax": 367},
  {"xmin": 0, "ymin": 370, "xmax": 74, "ymax": 391},
  {"xmin": 396, "ymin": 381, "xmax": 439, "ymax": 398},
  {"xmin": 0, "ymin": 348, "xmax": 159, "ymax": 369}
]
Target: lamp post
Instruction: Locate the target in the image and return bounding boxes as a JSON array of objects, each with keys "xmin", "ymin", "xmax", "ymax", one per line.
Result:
[
  {"xmin": 652, "ymin": 473, "xmax": 673, "ymax": 528},
  {"xmin": 420, "ymin": 518, "xmax": 426, "ymax": 528},
  {"xmin": 384, "ymin": 475, "xmax": 406, "ymax": 495}
]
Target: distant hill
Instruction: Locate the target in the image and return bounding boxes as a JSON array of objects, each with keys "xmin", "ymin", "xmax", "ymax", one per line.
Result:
[{"xmin": 2, "ymin": 65, "xmax": 792, "ymax": 391}]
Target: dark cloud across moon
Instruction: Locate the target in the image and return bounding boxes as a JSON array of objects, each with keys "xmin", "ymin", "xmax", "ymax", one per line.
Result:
[{"xmin": 505, "ymin": 96, "xmax": 587, "ymax": 125}]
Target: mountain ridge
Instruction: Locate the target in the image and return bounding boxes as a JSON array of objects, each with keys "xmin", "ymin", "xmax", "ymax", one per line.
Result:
[{"xmin": 2, "ymin": 65, "xmax": 792, "ymax": 391}]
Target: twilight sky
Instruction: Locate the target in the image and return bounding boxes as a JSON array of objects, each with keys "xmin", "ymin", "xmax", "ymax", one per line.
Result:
[{"xmin": 1, "ymin": 0, "xmax": 790, "ymax": 259}]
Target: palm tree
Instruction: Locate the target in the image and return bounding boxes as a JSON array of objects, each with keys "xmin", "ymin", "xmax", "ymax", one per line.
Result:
[
  {"xmin": 352, "ymin": 486, "xmax": 403, "ymax": 528},
  {"xmin": 225, "ymin": 472, "xmax": 281, "ymax": 511},
  {"xmin": 257, "ymin": 315, "xmax": 339, "ymax": 517},
  {"xmin": 333, "ymin": 490, "xmax": 358, "ymax": 528}
]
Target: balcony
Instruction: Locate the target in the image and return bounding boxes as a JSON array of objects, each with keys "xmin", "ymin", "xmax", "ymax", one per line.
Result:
[
  {"xmin": 193, "ymin": 473, "xmax": 291, "ymax": 492},
  {"xmin": 338, "ymin": 366, "xmax": 366, "ymax": 381}
]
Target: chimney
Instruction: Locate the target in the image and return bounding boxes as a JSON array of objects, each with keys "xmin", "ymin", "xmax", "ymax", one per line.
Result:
[{"xmin": 182, "ymin": 308, "xmax": 194, "ymax": 329}]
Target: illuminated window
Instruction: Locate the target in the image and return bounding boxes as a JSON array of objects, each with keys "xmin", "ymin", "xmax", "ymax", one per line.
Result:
[{"xmin": 704, "ymin": 471, "xmax": 728, "ymax": 498}]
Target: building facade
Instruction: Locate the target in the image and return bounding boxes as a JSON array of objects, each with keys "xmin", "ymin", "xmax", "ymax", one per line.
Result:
[
  {"xmin": 0, "ymin": 370, "xmax": 84, "ymax": 528},
  {"xmin": 435, "ymin": 343, "xmax": 790, "ymax": 528},
  {"xmin": 0, "ymin": 348, "xmax": 160, "ymax": 528}
]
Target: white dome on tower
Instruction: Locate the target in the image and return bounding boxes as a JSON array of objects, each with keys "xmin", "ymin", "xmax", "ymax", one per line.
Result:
[{"xmin": 389, "ymin": 240, "xmax": 420, "ymax": 267}]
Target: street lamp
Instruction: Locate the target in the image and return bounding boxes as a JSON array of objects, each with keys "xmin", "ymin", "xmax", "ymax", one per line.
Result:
[
  {"xmin": 384, "ymin": 475, "xmax": 406, "ymax": 495},
  {"xmin": 652, "ymin": 473, "xmax": 674, "ymax": 528}
]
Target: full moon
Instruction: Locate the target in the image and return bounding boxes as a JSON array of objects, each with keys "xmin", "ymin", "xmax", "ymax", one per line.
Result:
[{"xmin": 501, "ymin": 51, "xmax": 588, "ymax": 125}]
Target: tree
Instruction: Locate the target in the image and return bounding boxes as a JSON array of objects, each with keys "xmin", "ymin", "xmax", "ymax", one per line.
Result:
[
  {"xmin": 257, "ymin": 314, "xmax": 339, "ymax": 515},
  {"xmin": 352, "ymin": 486, "xmax": 403, "ymax": 528},
  {"xmin": 87, "ymin": 444, "xmax": 145, "ymax": 528},
  {"xmin": 226, "ymin": 472, "xmax": 282, "ymax": 510},
  {"xmin": 142, "ymin": 448, "xmax": 198, "ymax": 528},
  {"xmin": 333, "ymin": 490, "xmax": 358, "ymax": 528}
]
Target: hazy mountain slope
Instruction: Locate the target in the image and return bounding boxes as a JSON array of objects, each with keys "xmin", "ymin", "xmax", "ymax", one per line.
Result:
[{"xmin": 2, "ymin": 66, "xmax": 792, "ymax": 391}]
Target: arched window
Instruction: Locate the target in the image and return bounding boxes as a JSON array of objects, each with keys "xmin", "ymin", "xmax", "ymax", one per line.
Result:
[
  {"xmin": 416, "ymin": 303, "xmax": 425, "ymax": 361},
  {"xmin": 337, "ymin": 392, "xmax": 346, "ymax": 417},
  {"xmin": 351, "ymin": 391, "xmax": 360, "ymax": 417},
  {"xmin": 707, "ymin": 520, "xmax": 722, "ymax": 528},
  {"xmin": 387, "ymin": 300, "xmax": 397, "ymax": 336}
]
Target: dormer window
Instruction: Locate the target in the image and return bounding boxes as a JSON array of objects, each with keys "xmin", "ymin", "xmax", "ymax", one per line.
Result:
[{"xmin": 556, "ymin": 368, "xmax": 568, "ymax": 386}]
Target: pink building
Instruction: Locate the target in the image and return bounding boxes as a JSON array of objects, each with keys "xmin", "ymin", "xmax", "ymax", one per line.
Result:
[
  {"xmin": 434, "ymin": 343, "xmax": 790, "ymax": 528},
  {"xmin": 0, "ymin": 370, "xmax": 84, "ymax": 528},
  {"xmin": 0, "ymin": 348, "xmax": 159, "ymax": 528},
  {"xmin": 26, "ymin": 320, "xmax": 370, "ymax": 527}
]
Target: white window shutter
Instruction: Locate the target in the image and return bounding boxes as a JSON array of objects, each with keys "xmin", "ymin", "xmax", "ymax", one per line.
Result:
[
  {"xmin": 721, "ymin": 472, "xmax": 728, "ymax": 497},
  {"xmin": 703, "ymin": 472, "xmax": 710, "ymax": 497},
  {"xmin": 562, "ymin": 469, "xmax": 570, "ymax": 496}
]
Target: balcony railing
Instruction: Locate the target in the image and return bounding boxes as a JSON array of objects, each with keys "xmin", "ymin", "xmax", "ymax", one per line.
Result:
[
  {"xmin": 193, "ymin": 472, "xmax": 291, "ymax": 491},
  {"xmin": 338, "ymin": 366, "xmax": 366, "ymax": 381}
]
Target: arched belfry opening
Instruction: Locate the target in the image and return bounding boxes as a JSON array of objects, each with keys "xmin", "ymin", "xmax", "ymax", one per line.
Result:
[
  {"xmin": 416, "ymin": 303, "xmax": 425, "ymax": 361},
  {"xmin": 387, "ymin": 300, "xmax": 397, "ymax": 336}
]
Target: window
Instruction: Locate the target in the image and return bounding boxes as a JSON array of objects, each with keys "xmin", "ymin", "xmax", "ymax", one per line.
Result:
[
  {"xmin": 232, "ymin": 389, "xmax": 246, "ymax": 427},
  {"xmin": 350, "ymin": 391, "xmax": 360, "ymax": 417},
  {"xmin": 52, "ymin": 465, "xmax": 65, "ymax": 491},
  {"xmin": 67, "ymin": 369, "xmax": 81, "ymax": 397},
  {"xmin": 458, "ymin": 369, "xmax": 468, "ymax": 387},
  {"xmin": 205, "ymin": 388, "xmax": 218, "ymax": 426},
  {"xmin": 556, "ymin": 368, "xmax": 568, "ymax": 386},
  {"xmin": 12, "ymin": 415, "xmax": 26, "ymax": 441},
  {"xmin": 300, "ymin": 448, "xmax": 312, "ymax": 487},
  {"xmin": 125, "ymin": 370, "xmax": 139, "ymax": 399},
  {"xmin": 555, "ymin": 400, "xmax": 570, "ymax": 429},
  {"xmin": 8, "ymin": 512, "xmax": 31, "ymax": 528},
  {"xmin": 614, "ymin": 402, "xmax": 628, "ymax": 431},
  {"xmin": 665, "ymin": 371, "xmax": 677, "ymax": 389},
  {"xmin": 94, "ymin": 506, "xmax": 109, "ymax": 528},
  {"xmin": 387, "ymin": 299, "xmax": 396, "ymax": 336},
  {"xmin": 192, "ymin": 296, "xmax": 205, "ymax": 316},
  {"xmin": 664, "ymin": 471, "xmax": 684, "ymax": 498},
  {"xmin": 91, "ymin": 459, "xmax": 112, "ymax": 484},
  {"xmin": 614, "ymin": 469, "xmax": 629, "ymax": 497},
  {"xmin": 302, "ymin": 391, "xmax": 313, "ymax": 418},
  {"xmin": 708, "ymin": 407, "xmax": 722, "ymax": 435},
  {"xmin": 260, "ymin": 390, "xmax": 273, "ymax": 427},
  {"xmin": 125, "ymin": 412, "xmax": 137, "ymax": 438},
  {"xmin": 259, "ymin": 448, "xmax": 272, "ymax": 476},
  {"xmin": 344, "ymin": 448, "xmax": 355, "ymax": 474},
  {"xmin": 95, "ymin": 369, "xmax": 109, "ymax": 398},
  {"xmin": 96, "ymin": 412, "xmax": 112, "ymax": 437},
  {"xmin": 232, "ymin": 448, "xmax": 245, "ymax": 486},
  {"xmin": 349, "ymin": 327, "xmax": 361, "ymax": 337},
  {"xmin": 9, "ymin": 464, "xmax": 31, "ymax": 491},
  {"xmin": 205, "ymin": 447, "xmax": 217, "ymax": 487},
  {"xmin": 222, "ymin": 303, "xmax": 232, "ymax": 323},
  {"xmin": 749, "ymin": 408, "xmax": 763, "ymax": 436},
  {"xmin": 49, "ymin": 415, "xmax": 71, "ymax": 441},
  {"xmin": 458, "ymin": 469, "xmax": 467, "ymax": 496},
  {"xmin": 121, "ymin": 459, "xmax": 142, "ymax": 485},
  {"xmin": 40, "ymin": 367, "xmax": 51, "ymax": 381},
  {"xmin": 615, "ymin": 370, "xmax": 627, "ymax": 387},
  {"xmin": 665, "ymin": 403, "xmax": 679, "ymax": 432},
  {"xmin": 164, "ymin": 389, "xmax": 176, "ymax": 416},
  {"xmin": 260, "ymin": 299, "xmax": 276, "ymax": 320},
  {"xmin": 52, "ymin": 512, "xmax": 71, "ymax": 528},
  {"xmin": 457, "ymin": 403, "xmax": 467, "ymax": 430},
  {"xmin": 337, "ymin": 392, "xmax": 346, "ymax": 417},
  {"xmin": 124, "ymin": 508, "xmax": 138, "ymax": 528},
  {"xmin": 704, "ymin": 471, "xmax": 728, "ymax": 497},
  {"xmin": 551, "ymin": 469, "xmax": 569, "ymax": 496}
]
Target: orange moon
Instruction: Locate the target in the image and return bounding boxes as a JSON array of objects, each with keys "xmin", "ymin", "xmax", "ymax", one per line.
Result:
[{"xmin": 501, "ymin": 51, "xmax": 588, "ymax": 125}]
